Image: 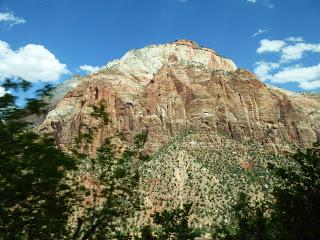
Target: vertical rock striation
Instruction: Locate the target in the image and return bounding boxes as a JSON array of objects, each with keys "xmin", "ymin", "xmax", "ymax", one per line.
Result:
[{"xmin": 39, "ymin": 40, "xmax": 320, "ymax": 154}]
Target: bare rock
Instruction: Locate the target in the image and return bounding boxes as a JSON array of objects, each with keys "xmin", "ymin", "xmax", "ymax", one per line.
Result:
[{"xmin": 38, "ymin": 40, "xmax": 320, "ymax": 154}]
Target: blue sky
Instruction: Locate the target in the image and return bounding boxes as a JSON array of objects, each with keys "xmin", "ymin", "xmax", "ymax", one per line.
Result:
[{"xmin": 0, "ymin": 0, "xmax": 320, "ymax": 97}]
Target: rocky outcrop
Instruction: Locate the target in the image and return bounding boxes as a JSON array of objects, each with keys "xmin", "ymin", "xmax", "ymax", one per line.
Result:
[
  {"xmin": 39, "ymin": 40, "xmax": 320, "ymax": 154},
  {"xmin": 47, "ymin": 74, "xmax": 83, "ymax": 108}
]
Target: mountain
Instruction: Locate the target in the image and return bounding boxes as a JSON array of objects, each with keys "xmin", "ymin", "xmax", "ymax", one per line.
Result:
[
  {"xmin": 39, "ymin": 39, "xmax": 320, "ymax": 155},
  {"xmin": 36, "ymin": 39, "xmax": 320, "ymax": 230}
]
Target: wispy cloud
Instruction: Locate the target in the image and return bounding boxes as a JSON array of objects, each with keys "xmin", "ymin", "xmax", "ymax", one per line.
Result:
[
  {"xmin": 246, "ymin": 0, "xmax": 274, "ymax": 8},
  {"xmin": 286, "ymin": 37, "xmax": 304, "ymax": 42},
  {"xmin": 264, "ymin": 0, "xmax": 274, "ymax": 8},
  {"xmin": 0, "ymin": 12, "xmax": 26, "ymax": 26},
  {"xmin": 254, "ymin": 37, "xmax": 320, "ymax": 90},
  {"xmin": 79, "ymin": 65, "xmax": 101, "ymax": 74},
  {"xmin": 253, "ymin": 28, "xmax": 269, "ymax": 37}
]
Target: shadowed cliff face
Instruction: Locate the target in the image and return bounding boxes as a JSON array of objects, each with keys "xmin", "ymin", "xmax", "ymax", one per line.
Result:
[{"xmin": 39, "ymin": 40, "xmax": 320, "ymax": 154}]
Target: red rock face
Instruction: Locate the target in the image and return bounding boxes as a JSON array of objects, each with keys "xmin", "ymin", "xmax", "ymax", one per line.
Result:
[{"xmin": 39, "ymin": 41, "xmax": 320, "ymax": 154}]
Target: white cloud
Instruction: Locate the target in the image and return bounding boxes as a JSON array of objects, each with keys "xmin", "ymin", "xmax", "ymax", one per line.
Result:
[
  {"xmin": 271, "ymin": 64, "xmax": 320, "ymax": 84},
  {"xmin": 0, "ymin": 40, "xmax": 69, "ymax": 82},
  {"xmin": 257, "ymin": 39, "xmax": 286, "ymax": 53},
  {"xmin": 253, "ymin": 28, "xmax": 269, "ymax": 37},
  {"xmin": 286, "ymin": 37, "xmax": 304, "ymax": 42},
  {"xmin": 0, "ymin": 12, "xmax": 26, "ymax": 26},
  {"xmin": 0, "ymin": 86, "xmax": 6, "ymax": 97},
  {"xmin": 281, "ymin": 43, "xmax": 320, "ymax": 62},
  {"xmin": 299, "ymin": 80, "xmax": 320, "ymax": 90},
  {"xmin": 247, "ymin": 0, "xmax": 257, "ymax": 3},
  {"xmin": 254, "ymin": 61, "xmax": 280, "ymax": 81},
  {"xmin": 79, "ymin": 65, "xmax": 101, "ymax": 73},
  {"xmin": 254, "ymin": 37, "xmax": 320, "ymax": 90},
  {"xmin": 257, "ymin": 38, "xmax": 320, "ymax": 62},
  {"xmin": 255, "ymin": 61, "xmax": 320, "ymax": 90}
]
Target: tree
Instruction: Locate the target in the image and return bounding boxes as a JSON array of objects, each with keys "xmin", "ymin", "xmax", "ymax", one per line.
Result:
[
  {"xmin": 149, "ymin": 203, "xmax": 200, "ymax": 240},
  {"xmin": 218, "ymin": 142, "xmax": 320, "ymax": 240},
  {"xmin": 0, "ymin": 79, "xmax": 76, "ymax": 239},
  {"xmin": 0, "ymin": 79, "xmax": 148, "ymax": 239},
  {"xmin": 269, "ymin": 141, "xmax": 320, "ymax": 240},
  {"xmin": 214, "ymin": 192, "xmax": 271, "ymax": 240},
  {"xmin": 71, "ymin": 103, "xmax": 148, "ymax": 240}
]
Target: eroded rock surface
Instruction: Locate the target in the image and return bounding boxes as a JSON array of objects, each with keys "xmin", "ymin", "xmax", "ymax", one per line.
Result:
[{"xmin": 39, "ymin": 40, "xmax": 320, "ymax": 154}]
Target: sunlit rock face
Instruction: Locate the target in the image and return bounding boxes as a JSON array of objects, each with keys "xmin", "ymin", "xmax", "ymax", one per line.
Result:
[
  {"xmin": 105, "ymin": 39, "xmax": 237, "ymax": 84},
  {"xmin": 39, "ymin": 40, "xmax": 320, "ymax": 154}
]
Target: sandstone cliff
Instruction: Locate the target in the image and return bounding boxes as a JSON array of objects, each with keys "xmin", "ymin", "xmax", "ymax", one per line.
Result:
[{"xmin": 39, "ymin": 40, "xmax": 320, "ymax": 154}]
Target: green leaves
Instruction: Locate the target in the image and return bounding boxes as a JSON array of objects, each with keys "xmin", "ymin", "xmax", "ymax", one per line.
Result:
[
  {"xmin": 149, "ymin": 203, "xmax": 200, "ymax": 240},
  {"xmin": 0, "ymin": 79, "xmax": 187, "ymax": 239},
  {"xmin": 71, "ymin": 102, "xmax": 148, "ymax": 239},
  {"xmin": 269, "ymin": 141, "xmax": 320, "ymax": 240},
  {"xmin": 90, "ymin": 103, "xmax": 109, "ymax": 125},
  {"xmin": 134, "ymin": 132, "xmax": 147, "ymax": 149},
  {"xmin": 0, "ymin": 79, "xmax": 76, "ymax": 239},
  {"xmin": 216, "ymin": 142, "xmax": 320, "ymax": 240}
]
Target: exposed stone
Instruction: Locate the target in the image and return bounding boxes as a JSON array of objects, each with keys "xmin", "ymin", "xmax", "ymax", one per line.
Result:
[
  {"xmin": 174, "ymin": 39, "xmax": 199, "ymax": 49},
  {"xmin": 39, "ymin": 40, "xmax": 320, "ymax": 154}
]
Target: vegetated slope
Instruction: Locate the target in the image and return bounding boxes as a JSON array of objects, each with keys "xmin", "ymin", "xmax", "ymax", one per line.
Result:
[{"xmin": 137, "ymin": 126, "xmax": 289, "ymax": 229}]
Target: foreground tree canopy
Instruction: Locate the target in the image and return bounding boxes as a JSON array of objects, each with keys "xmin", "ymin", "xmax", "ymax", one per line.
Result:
[
  {"xmin": 0, "ymin": 79, "xmax": 319, "ymax": 240},
  {"xmin": 0, "ymin": 80, "xmax": 76, "ymax": 239}
]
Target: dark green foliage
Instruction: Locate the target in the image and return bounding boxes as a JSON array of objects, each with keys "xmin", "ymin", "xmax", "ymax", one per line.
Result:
[
  {"xmin": 268, "ymin": 141, "xmax": 320, "ymax": 240},
  {"xmin": 150, "ymin": 203, "xmax": 200, "ymax": 240},
  {"xmin": 214, "ymin": 192, "xmax": 270, "ymax": 240},
  {"xmin": 71, "ymin": 104, "xmax": 147, "ymax": 239},
  {"xmin": 72, "ymin": 136, "xmax": 144, "ymax": 239},
  {"xmin": 0, "ymin": 80, "xmax": 147, "ymax": 239},
  {"xmin": 90, "ymin": 103, "xmax": 109, "ymax": 125},
  {"xmin": 233, "ymin": 195, "xmax": 269, "ymax": 240},
  {"xmin": 1, "ymin": 78, "xmax": 31, "ymax": 92},
  {"xmin": 140, "ymin": 225, "xmax": 157, "ymax": 240},
  {"xmin": 217, "ymin": 142, "xmax": 320, "ymax": 240},
  {"xmin": 0, "ymin": 79, "xmax": 76, "ymax": 239},
  {"xmin": 134, "ymin": 132, "xmax": 148, "ymax": 149},
  {"xmin": 0, "ymin": 79, "xmax": 53, "ymax": 119}
]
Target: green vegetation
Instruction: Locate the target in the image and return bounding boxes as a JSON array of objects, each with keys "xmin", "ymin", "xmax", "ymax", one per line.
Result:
[
  {"xmin": 269, "ymin": 141, "xmax": 320, "ymax": 239},
  {"xmin": 214, "ymin": 141, "xmax": 320, "ymax": 240},
  {"xmin": 0, "ymin": 79, "xmax": 76, "ymax": 239},
  {"xmin": 0, "ymin": 79, "xmax": 319, "ymax": 239},
  {"xmin": 141, "ymin": 129, "xmax": 287, "ymax": 230},
  {"xmin": 72, "ymin": 126, "xmax": 148, "ymax": 239},
  {"xmin": 0, "ymin": 79, "xmax": 146, "ymax": 239},
  {"xmin": 148, "ymin": 203, "xmax": 199, "ymax": 240}
]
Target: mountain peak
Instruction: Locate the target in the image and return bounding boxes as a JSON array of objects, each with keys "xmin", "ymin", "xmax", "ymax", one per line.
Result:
[
  {"xmin": 40, "ymin": 41, "xmax": 320, "ymax": 155},
  {"xmin": 173, "ymin": 39, "xmax": 199, "ymax": 48},
  {"xmin": 105, "ymin": 40, "xmax": 237, "ymax": 84}
]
